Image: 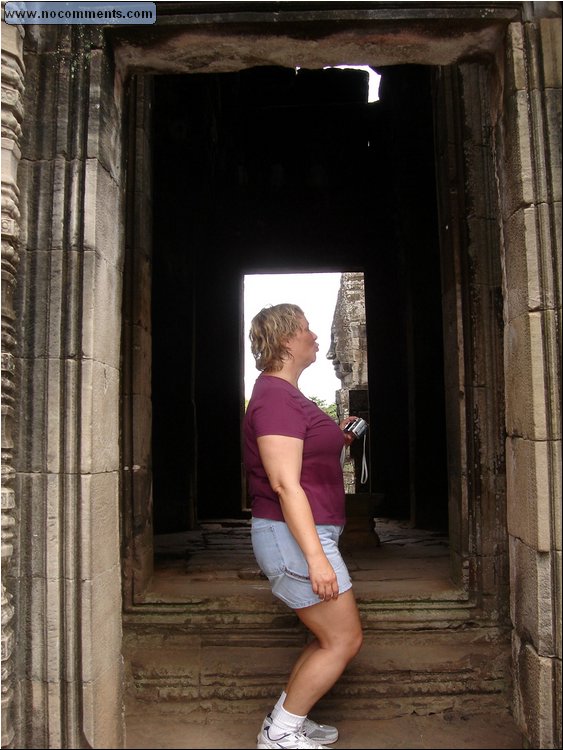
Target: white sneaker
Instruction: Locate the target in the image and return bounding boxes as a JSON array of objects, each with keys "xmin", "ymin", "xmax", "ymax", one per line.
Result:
[
  {"xmin": 257, "ymin": 725, "xmax": 326, "ymax": 749},
  {"xmin": 262, "ymin": 713, "xmax": 339, "ymax": 744}
]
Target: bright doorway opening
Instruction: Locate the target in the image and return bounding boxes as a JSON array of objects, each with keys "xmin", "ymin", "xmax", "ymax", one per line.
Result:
[{"xmin": 243, "ymin": 272, "xmax": 343, "ymax": 408}]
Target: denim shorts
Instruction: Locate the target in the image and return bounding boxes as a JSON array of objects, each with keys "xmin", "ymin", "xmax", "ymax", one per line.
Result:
[{"xmin": 251, "ymin": 517, "xmax": 352, "ymax": 609}]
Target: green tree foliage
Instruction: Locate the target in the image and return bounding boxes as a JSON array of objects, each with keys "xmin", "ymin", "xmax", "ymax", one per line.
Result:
[{"xmin": 309, "ymin": 396, "xmax": 338, "ymax": 421}]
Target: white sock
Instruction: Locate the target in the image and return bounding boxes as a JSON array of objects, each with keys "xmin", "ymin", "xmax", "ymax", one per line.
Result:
[
  {"xmin": 271, "ymin": 690, "xmax": 287, "ymax": 718},
  {"xmin": 268, "ymin": 703, "xmax": 306, "ymax": 739}
]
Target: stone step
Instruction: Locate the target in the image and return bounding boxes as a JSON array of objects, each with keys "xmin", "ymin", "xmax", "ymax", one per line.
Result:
[
  {"xmin": 125, "ymin": 519, "xmax": 511, "ymax": 719},
  {"xmin": 126, "ymin": 574, "xmax": 483, "ymax": 632},
  {"xmin": 123, "ymin": 624, "xmax": 512, "ymax": 719}
]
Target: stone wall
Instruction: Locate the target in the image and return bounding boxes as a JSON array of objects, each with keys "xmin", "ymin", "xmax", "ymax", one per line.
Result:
[
  {"xmin": 327, "ymin": 272, "xmax": 369, "ymax": 493},
  {"xmin": 3, "ymin": 22, "xmax": 126, "ymax": 749},
  {"xmin": 494, "ymin": 9, "xmax": 562, "ymax": 748},
  {"xmin": 1, "ymin": 3, "xmax": 560, "ymax": 749},
  {"xmin": 1, "ymin": 17, "xmax": 24, "ymax": 750}
]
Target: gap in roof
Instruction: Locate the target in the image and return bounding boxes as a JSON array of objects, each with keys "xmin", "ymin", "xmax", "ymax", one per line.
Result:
[{"xmin": 295, "ymin": 65, "xmax": 381, "ymax": 103}]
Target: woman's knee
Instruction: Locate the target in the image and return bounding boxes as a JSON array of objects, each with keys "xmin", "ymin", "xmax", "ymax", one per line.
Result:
[
  {"xmin": 331, "ymin": 625, "xmax": 362, "ymax": 662},
  {"xmin": 351, "ymin": 627, "xmax": 363, "ymax": 657},
  {"xmin": 344, "ymin": 625, "xmax": 363, "ymax": 659}
]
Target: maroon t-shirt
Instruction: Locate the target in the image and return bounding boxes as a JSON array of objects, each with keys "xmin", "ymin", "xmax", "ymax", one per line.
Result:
[{"xmin": 244, "ymin": 373, "xmax": 346, "ymax": 525}]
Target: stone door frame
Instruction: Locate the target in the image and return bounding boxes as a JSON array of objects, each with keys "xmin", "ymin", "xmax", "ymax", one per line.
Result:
[
  {"xmin": 118, "ymin": 5, "xmax": 512, "ymax": 615},
  {"xmin": 3, "ymin": 4, "xmax": 560, "ymax": 748}
]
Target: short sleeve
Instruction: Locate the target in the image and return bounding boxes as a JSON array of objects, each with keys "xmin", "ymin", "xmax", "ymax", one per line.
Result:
[{"xmin": 252, "ymin": 389, "xmax": 307, "ymax": 439}]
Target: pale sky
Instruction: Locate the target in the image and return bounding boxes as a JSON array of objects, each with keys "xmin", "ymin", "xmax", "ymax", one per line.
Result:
[{"xmin": 244, "ymin": 272, "xmax": 342, "ymax": 403}]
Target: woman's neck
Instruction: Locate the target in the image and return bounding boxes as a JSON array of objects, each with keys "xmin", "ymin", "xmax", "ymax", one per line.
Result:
[{"xmin": 263, "ymin": 362, "xmax": 303, "ymax": 389}]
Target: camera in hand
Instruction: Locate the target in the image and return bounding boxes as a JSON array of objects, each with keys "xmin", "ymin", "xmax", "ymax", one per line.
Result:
[{"xmin": 343, "ymin": 417, "xmax": 369, "ymax": 439}]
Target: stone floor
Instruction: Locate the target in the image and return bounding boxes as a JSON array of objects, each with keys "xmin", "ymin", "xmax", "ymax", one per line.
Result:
[
  {"xmin": 145, "ymin": 515, "xmax": 456, "ymax": 602},
  {"xmin": 125, "ymin": 706, "xmax": 524, "ymax": 749},
  {"xmin": 125, "ymin": 517, "xmax": 525, "ymax": 749}
]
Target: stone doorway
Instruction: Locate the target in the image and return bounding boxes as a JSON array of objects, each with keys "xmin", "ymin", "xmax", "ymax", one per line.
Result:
[
  {"xmin": 7, "ymin": 6, "xmax": 559, "ymax": 747},
  {"xmin": 110, "ymin": 4, "xmax": 511, "ymax": 660},
  {"xmin": 123, "ymin": 57, "xmax": 490, "ymax": 607}
]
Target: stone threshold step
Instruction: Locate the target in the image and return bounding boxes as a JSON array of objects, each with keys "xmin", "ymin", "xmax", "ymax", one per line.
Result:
[{"xmin": 124, "ymin": 628, "xmax": 512, "ymax": 715}]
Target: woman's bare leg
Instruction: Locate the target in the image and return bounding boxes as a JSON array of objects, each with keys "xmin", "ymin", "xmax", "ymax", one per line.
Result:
[
  {"xmin": 283, "ymin": 639, "xmax": 320, "ymax": 695},
  {"xmin": 281, "ymin": 589, "xmax": 363, "ymax": 717}
]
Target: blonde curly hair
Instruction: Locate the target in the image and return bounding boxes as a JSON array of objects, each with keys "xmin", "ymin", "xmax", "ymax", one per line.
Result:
[{"xmin": 249, "ymin": 303, "xmax": 305, "ymax": 372}]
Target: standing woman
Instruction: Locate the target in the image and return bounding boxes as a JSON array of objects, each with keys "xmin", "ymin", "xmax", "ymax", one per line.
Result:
[{"xmin": 244, "ymin": 303, "xmax": 363, "ymax": 750}]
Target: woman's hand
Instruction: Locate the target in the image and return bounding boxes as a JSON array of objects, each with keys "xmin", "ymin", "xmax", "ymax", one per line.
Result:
[
  {"xmin": 256, "ymin": 434, "xmax": 340, "ymax": 601},
  {"xmin": 340, "ymin": 415, "xmax": 358, "ymax": 447},
  {"xmin": 307, "ymin": 551, "xmax": 339, "ymax": 601}
]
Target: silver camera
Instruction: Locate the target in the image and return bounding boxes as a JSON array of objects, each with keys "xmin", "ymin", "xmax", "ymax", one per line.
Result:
[{"xmin": 343, "ymin": 417, "xmax": 369, "ymax": 439}]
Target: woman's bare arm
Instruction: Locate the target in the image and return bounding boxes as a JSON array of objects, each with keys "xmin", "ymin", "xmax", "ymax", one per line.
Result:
[{"xmin": 257, "ymin": 434, "xmax": 339, "ymax": 600}]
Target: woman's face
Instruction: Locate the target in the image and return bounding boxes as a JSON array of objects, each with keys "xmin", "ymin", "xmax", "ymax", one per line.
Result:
[{"xmin": 286, "ymin": 316, "xmax": 319, "ymax": 368}]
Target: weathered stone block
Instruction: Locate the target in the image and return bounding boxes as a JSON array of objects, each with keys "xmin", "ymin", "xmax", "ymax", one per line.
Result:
[
  {"xmin": 80, "ymin": 358, "xmax": 120, "ymax": 474},
  {"xmin": 552, "ymin": 441, "xmax": 562, "ymax": 552},
  {"xmin": 504, "ymin": 311, "xmax": 551, "ymax": 440},
  {"xmin": 82, "ymin": 657, "xmax": 126, "ymax": 749},
  {"xmin": 82, "ymin": 249, "xmax": 123, "ymax": 369},
  {"xmin": 504, "ymin": 22, "xmax": 527, "ymax": 94},
  {"xmin": 83, "ymin": 158, "xmax": 123, "ymax": 267},
  {"xmin": 503, "ymin": 206, "xmax": 546, "ymax": 319},
  {"xmin": 555, "ymin": 549, "xmax": 562, "ymax": 661},
  {"xmin": 498, "ymin": 89, "xmax": 535, "ymax": 220},
  {"xmin": 43, "ymin": 358, "xmax": 80, "ymax": 473},
  {"xmin": 540, "ymin": 17, "xmax": 563, "ymax": 89},
  {"xmin": 87, "ymin": 48, "xmax": 123, "ymax": 184},
  {"xmin": 509, "ymin": 536, "xmax": 556, "ymax": 655},
  {"xmin": 80, "ymin": 567, "xmax": 123, "ymax": 683},
  {"xmin": 16, "ymin": 160, "xmax": 49, "ymax": 252},
  {"xmin": 51, "ymin": 158, "xmax": 88, "ymax": 252},
  {"xmin": 512, "ymin": 632, "xmax": 557, "ymax": 749},
  {"xmin": 16, "ymin": 247, "xmax": 49, "ymax": 356},
  {"xmin": 507, "ymin": 436, "xmax": 555, "ymax": 551},
  {"xmin": 27, "ymin": 575, "xmax": 52, "ymax": 681},
  {"xmin": 80, "ymin": 471, "xmax": 120, "ymax": 580},
  {"xmin": 540, "ymin": 89, "xmax": 562, "ymax": 203},
  {"xmin": 12, "ymin": 473, "xmax": 41, "ymax": 577}
]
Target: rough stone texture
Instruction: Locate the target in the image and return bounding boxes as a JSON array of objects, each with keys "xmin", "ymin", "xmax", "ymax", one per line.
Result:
[
  {"xmin": 82, "ymin": 659, "xmax": 127, "ymax": 750},
  {"xmin": 328, "ymin": 272, "xmax": 368, "ymax": 392},
  {"xmin": 80, "ymin": 472, "xmax": 120, "ymax": 580},
  {"xmin": 121, "ymin": 76, "xmax": 155, "ymax": 605},
  {"xmin": 506, "ymin": 436, "xmax": 558, "ymax": 551},
  {"xmin": 497, "ymin": 10, "xmax": 562, "ymax": 749},
  {"xmin": 112, "ymin": 19, "xmax": 512, "ymax": 77},
  {"xmin": 503, "ymin": 206, "xmax": 553, "ymax": 318},
  {"xmin": 1, "ymin": 17, "xmax": 25, "ymax": 749},
  {"xmin": 123, "ymin": 709, "xmax": 524, "ymax": 750},
  {"xmin": 512, "ymin": 633, "xmax": 559, "ymax": 750},
  {"xmin": 2, "ymin": 3, "xmax": 561, "ymax": 749},
  {"xmin": 82, "ymin": 249, "xmax": 123, "ymax": 369},
  {"xmin": 509, "ymin": 536, "xmax": 556, "ymax": 655},
  {"xmin": 327, "ymin": 272, "xmax": 368, "ymax": 492},
  {"xmin": 80, "ymin": 359, "xmax": 120, "ymax": 473},
  {"xmin": 7, "ymin": 23, "xmax": 126, "ymax": 750},
  {"xmin": 123, "ymin": 521, "xmax": 512, "ymax": 720}
]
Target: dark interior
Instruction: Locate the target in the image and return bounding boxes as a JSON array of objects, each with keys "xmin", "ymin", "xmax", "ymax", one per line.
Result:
[{"xmin": 151, "ymin": 64, "xmax": 448, "ymax": 534}]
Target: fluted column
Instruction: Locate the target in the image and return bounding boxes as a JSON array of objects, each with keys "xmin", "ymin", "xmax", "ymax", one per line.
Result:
[
  {"xmin": 10, "ymin": 22, "xmax": 125, "ymax": 748},
  {"xmin": 1, "ymin": 15, "xmax": 25, "ymax": 750}
]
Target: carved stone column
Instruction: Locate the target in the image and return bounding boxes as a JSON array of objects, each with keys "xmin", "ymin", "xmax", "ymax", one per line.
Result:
[
  {"xmin": 10, "ymin": 23, "xmax": 125, "ymax": 748},
  {"xmin": 1, "ymin": 15, "xmax": 25, "ymax": 750}
]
